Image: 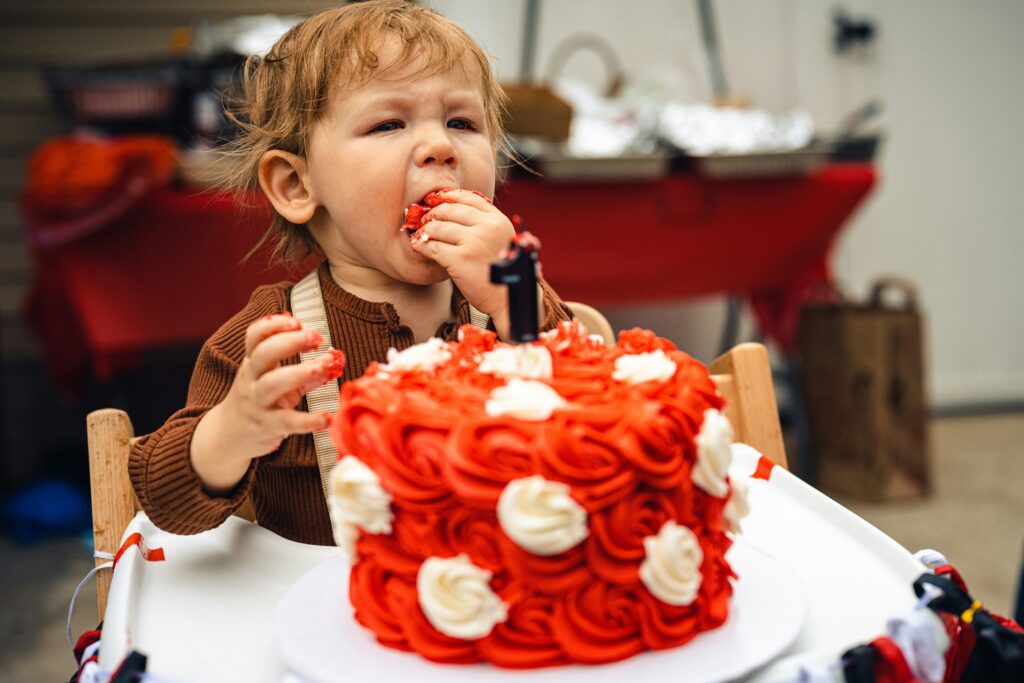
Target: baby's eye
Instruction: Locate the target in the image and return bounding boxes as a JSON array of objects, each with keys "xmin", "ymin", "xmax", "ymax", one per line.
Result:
[
  {"xmin": 370, "ymin": 120, "xmax": 403, "ymax": 133},
  {"xmin": 447, "ymin": 118, "xmax": 476, "ymax": 131}
]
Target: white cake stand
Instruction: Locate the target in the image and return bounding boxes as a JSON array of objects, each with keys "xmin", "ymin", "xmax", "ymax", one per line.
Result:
[{"xmin": 275, "ymin": 539, "xmax": 806, "ymax": 683}]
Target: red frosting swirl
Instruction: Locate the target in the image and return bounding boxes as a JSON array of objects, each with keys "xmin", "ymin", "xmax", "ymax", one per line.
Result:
[
  {"xmin": 696, "ymin": 533, "xmax": 735, "ymax": 628},
  {"xmin": 635, "ymin": 589, "xmax": 700, "ymax": 650},
  {"xmin": 432, "ymin": 507, "xmax": 506, "ymax": 573},
  {"xmin": 396, "ymin": 586, "xmax": 481, "ymax": 664},
  {"xmin": 586, "ymin": 486, "xmax": 688, "ymax": 585},
  {"xmin": 617, "ymin": 327, "xmax": 678, "ymax": 354},
  {"xmin": 348, "ymin": 560, "xmax": 412, "ymax": 650},
  {"xmin": 535, "ymin": 411, "xmax": 636, "ymax": 511},
  {"xmin": 499, "ymin": 533, "xmax": 590, "ymax": 594},
  {"xmin": 444, "ymin": 419, "xmax": 540, "ymax": 507},
  {"xmin": 549, "ymin": 580, "xmax": 645, "ymax": 664},
  {"xmin": 356, "ymin": 507, "xmax": 439, "ymax": 575},
  {"xmin": 371, "ymin": 416, "xmax": 450, "ymax": 508},
  {"xmin": 478, "ymin": 595, "xmax": 568, "ymax": 668}
]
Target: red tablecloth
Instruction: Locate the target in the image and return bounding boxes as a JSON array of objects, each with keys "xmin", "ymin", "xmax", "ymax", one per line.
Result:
[
  {"xmin": 499, "ymin": 164, "xmax": 876, "ymax": 353},
  {"xmin": 23, "ymin": 165, "xmax": 875, "ymax": 390}
]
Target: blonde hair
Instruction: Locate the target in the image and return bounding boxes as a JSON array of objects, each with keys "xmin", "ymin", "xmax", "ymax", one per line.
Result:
[{"xmin": 220, "ymin": 0, "xmax": 510, "ymax": 264}]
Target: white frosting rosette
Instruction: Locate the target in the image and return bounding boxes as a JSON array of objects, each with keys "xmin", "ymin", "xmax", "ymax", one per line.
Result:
[
  {"xmin": 485, "ymin": 378, "xmax": 567, "ymax": 421},
  {"xmin": 382, "ymin": 337, "xmax": 452, "ymax": 373},
  {"xmin": 497, "ymin": 475, "xmax": 588, "ymax": 555},
  {"xmin": 417, "ymin": 555, "xmax": 508, "ymax": 639},
  {"xmin": 639, "ymin": 520, "xmax": 704, "ymax": 606},
  {"xmin": 331, "ymin": 520, "xmax": 359, "ymax": 564},
  {"xmin": 328, "ymin": 455, "xmax": 394, "ymax": 535},
  {"xmin": 691, "ymin": 409, "xmax": 733, "ymax": 498},
  {"xmin": 612, "ymin": 349, "xmax": 678, "ymax": 384},
  {"xmin": 478, "ymin": 345, "xmax": 553, "ymax": 380},
  {"xmin": 723, "ymin": 477, "xmax": 750, "ymax": 534},
  {"xmin": 540, "ymin": 320, "xmax": 593, "ymax": 351}
]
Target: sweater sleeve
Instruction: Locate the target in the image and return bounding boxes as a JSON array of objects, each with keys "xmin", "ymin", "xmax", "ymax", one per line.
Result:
[{"xmin": 128, "ymin": 283, "xmax": 289, "ymax": 535}]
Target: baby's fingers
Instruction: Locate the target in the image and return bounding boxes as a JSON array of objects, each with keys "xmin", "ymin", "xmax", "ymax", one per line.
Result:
[
  {"xmin": 435, "ymin": 188, "xmax": 492, "ymax": 209},
  {"xmin": 255, "ymin": 351, "xmax": 346, "ymax": 408},
  {"xmin": 245, "ymin": 313, "xmax": 301, "ymax": 357},
  {"xmin": 248, "ymin": 328, "xmax": 324, "ymax": 378},
  {"xmin": 273, "ymin": 408, "xmax": 333, "ymax": 437},
  {"xmin": 413, "ymin": 219, "xmax": 467, "ymax": 246}
]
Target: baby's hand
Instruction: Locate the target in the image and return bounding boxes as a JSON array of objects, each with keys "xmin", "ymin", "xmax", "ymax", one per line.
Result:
[
  {"xmin": 410, "ymin": 188, "xmax": 515, "ymax": 324},
  {"xmin": 220, "ymin": 313, "xmax": 343, "ymax": 458},
  {"xmin": 191, "ymin": 313, "xmax": 344, "ymax": 494}
]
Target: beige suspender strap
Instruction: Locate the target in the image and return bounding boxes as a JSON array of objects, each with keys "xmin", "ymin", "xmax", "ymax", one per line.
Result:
[
  {"xmin": 290, "ymin": 268, "xmax": 490, "ymax": 502},
  {"xmin": 290, "ymin": 269, "xmax": 340, "ymax": 501},
  {"xmin": 468, "ymin": 303, "xmax": 490, "ymax": 330}
]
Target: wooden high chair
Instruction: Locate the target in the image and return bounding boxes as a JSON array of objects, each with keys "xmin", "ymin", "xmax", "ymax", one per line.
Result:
[{"xmin": 86, "ymin": 303, "xmax": 785, "ymax": 620}]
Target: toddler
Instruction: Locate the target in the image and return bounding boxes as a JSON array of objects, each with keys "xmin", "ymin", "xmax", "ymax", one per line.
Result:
[{"xmin": 129, "ymin": 0, "xmax": 573, "ymax": 545}]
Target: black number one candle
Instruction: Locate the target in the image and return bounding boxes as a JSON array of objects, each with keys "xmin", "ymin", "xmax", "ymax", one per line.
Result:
[{"xmin": 490, "ymin": 232, "xmax": 542, "ymax": 343}]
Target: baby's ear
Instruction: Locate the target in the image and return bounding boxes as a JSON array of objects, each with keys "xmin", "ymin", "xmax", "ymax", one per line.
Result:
[{"xmin": 258, "ymin": 150, "xmax": 318, "ymax": 224}]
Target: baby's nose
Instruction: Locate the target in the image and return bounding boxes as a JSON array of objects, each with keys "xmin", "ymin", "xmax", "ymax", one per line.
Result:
[{"xmin": 415, "ymin": 125, "xmax": 459, "ymax": 167}]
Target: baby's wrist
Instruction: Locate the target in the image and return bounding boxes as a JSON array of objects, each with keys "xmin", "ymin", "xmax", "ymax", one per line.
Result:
[
  {"xmin": 490, "ymin": 307, "xmax": 511, "ymax": 342},
  {"xmin": 192, "ymin": 405, "xmax": 257, "ymax": 486}
]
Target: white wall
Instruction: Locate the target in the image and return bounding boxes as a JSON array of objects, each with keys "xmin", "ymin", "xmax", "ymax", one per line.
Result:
[
  {"xmin": 827, "ymin": 1, "xmax": 1024, "ymax": 407},
  {"xmin": 433, "ymin": 0, "xmax": 1024, "ymax": 408}
]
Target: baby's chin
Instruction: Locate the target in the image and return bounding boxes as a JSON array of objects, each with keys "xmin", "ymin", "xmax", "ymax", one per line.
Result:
[{"xmin": 394, "ymin": 259, "xmax": 449, "ymax": 287}]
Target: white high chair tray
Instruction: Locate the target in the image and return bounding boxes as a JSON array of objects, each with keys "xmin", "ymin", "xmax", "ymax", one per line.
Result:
[
  {"xmin": 275, "ymin": 538, "xmax": 805, "ymax": 683},
  {"xmin": 99, "ymin": 445, "xmax": 924, "ymax": 683}
]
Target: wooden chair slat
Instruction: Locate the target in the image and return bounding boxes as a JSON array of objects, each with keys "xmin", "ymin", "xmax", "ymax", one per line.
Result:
[
  {"xmin": 86, "ymin": 408, "xmax": 137, "ymax": 619},
  {"xmin": 710, "ymin": 342, "xmax": 788, "ymax": 468}
]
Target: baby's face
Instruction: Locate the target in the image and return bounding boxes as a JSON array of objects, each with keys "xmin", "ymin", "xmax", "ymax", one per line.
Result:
[{"xmin": 305, "ymin": 42, "xmax": 496, "ymax": 287}]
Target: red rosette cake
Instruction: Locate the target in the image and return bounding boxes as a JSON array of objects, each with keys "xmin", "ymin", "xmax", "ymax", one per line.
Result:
[{"xmin": 327, "ymin": 321, "xmax": 750, "ymax": 668}]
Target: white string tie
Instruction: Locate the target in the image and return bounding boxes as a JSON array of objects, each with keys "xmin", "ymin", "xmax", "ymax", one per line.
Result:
[
  {"xmin": 66, "ymin": 551, "xmax": 114, "ymax": 647},
  {"xmin": 886, "ymin": 603, "xmax": 949, "ymax": 683},
  {"xmin": 794, "ymin": 660, "xmax": 843, "ymax": 682},
  {"xmin": 914, "ymin": 548, "xmax": 949, "ymax": 570}
]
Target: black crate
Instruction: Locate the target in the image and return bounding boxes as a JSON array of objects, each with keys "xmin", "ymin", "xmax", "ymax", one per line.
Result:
[{"xmin": 43, "ymin": 53, "xmax": 244, "ymax": 144}]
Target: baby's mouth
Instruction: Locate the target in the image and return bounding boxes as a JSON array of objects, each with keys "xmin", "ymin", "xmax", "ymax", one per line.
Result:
[
  {"xmin": 401, "ymin": 188, "xmax": 496, "ymax": 239},
  {"xmin": 401, "ymin": 188, "xmax": 456, "ymax": 239}
]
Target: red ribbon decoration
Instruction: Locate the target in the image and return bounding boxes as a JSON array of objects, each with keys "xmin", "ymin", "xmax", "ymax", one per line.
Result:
[
  {"xmin": 112, "ymin": 531, "xmax": 166, "ymax": 568},
  {"xmin": 751, "ymin": 454, "xmax": 776, "ymax": 481},
  {"xmin": 871, "ymin": 636, "xmax": 921, "ymax": 683}
]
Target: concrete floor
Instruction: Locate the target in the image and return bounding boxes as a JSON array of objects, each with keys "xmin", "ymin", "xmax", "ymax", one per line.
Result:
[
  {"xmin": 1, "ymin": 413, "xmax": 1022, "ymax": 682},
  {"xmin": 834, "ymin": 413, "xmax": 1024, "ymax": 615}
]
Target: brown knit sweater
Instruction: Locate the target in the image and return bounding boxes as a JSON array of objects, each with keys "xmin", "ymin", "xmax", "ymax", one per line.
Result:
[{"xmin": 129, "ymin": 261, "xmax": 574, "ymax": 546}]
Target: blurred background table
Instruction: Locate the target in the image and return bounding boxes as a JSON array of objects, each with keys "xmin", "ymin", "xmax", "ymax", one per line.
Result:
[{"xmin": 24, "ymin": 163, "xmax": 875, "ymax": 397}]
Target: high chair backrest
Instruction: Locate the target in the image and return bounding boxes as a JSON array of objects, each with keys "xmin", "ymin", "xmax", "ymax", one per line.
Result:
[
  {"xmin": 87, "ymin": 309, "xmax": 784, "ymax": 619},
  {"xmin": 709, "ymin": 342, "xmax": 787, "ymax": 469},
  {"xmin": 566, "ymin": 301, "xmax": 615, "ymax": 345}
]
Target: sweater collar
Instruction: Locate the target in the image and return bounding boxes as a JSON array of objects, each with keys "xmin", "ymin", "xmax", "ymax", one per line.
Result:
[{"xmin": 315, "ymin": 260, "xmax": 471, "ymax": 329}]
